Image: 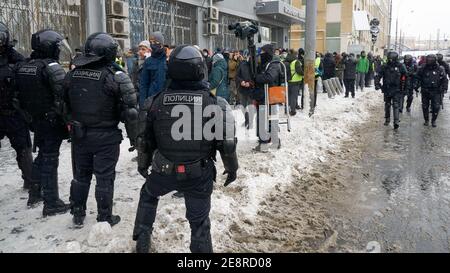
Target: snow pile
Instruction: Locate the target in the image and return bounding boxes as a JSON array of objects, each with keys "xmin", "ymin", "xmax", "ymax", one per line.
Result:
[{"xmin": 0, "ymin": 90, "xmax": 382, "ymax": 253}]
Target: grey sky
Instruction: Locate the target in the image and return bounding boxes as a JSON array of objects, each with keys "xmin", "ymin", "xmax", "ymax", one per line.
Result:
[{"xmin": 392, "ymin": 0, "xmax": 449, "ymax": 39}]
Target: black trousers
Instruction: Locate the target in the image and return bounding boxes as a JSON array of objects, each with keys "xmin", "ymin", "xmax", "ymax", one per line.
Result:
[
  {"xmin": 344, "ymin": 79, "xmax": 356, "ymax": 98},
  {"xmin": 299, "ymin": 81, "xmax": 305, "ymax": 110},
  {"xmin": 133, "ymin": 160, "xmax": 216, "ymax": 253},
  {"xmin": 384, "ymin": 92, "xmax": 402, "ymax": 124},
  {"xmin": 400, "ymin": 89, "xmax": 414, "ymax": 111},
  {"xmin": 70, "ymin": 129, "xmax": 122, "ymax": 219},
  {"xmin": 288, "ymin": 83, "xmax": 301, "ymax": 113},
  {"xmin": 30, "ymin": 119, "xmax": 64, "ymax": 205},
  {"xmin": 0, "ymin": 113, "xmax": 33, "ymax": 187},
  {"xmin": 422, "ymin": 91, "xmax": 441, "ymax": 122}
]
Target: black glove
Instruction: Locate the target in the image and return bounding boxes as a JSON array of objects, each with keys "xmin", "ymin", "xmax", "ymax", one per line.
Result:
[
  {"xmin": 138, "ymin": 167, "xmax": 149, "ymax": 179},
  {"xmin": 223, "ymin": 171, "xmax": 237, "ymax": 187},
  {"xmin": 375, "ymin": 84, "xmax": 381, "ymax": 91}
]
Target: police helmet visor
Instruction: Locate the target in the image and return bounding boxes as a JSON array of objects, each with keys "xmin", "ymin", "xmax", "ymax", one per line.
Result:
[
  {"xmin": 0, "ymin": 32, "xmax": 7, "ymax": 48},
  {"xmin": 168, "ymin": 45, "xmax": 205, "ymax": 81},
  {"xmin": 58, "ymin": 38, "xmax": 73, "ymax": 64},
  {"xmin": 0, "ymin": 33, "xmax": 7, "ymax": 54},
  {"xmin": 387, "ymin": 52, "xmax": 398, "ymax": 62},
  {"xmin": 436, "ymin": 54, "xmax": 444, "ymax": 62}
]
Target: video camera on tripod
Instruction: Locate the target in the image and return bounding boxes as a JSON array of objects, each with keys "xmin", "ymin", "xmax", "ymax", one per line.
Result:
[
  {"xmin": 228, "ymin": 21, "xmax": 259, "ymax": 40},
  {"xmin": 228, "ymin": 21, "xmax": 261, "ymax": 80}
]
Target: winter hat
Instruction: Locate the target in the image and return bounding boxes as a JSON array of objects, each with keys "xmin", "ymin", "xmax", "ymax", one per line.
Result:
[
  {"xmin": 138, "ymin": 40, "xmax": 150, "ymax": 49},
  {"xmin": 149, "ymin": 31, "xmax": 164, "ymax": 45},
  {"xmin": 261, "ymin": 44, "xmax": 274, "ymax": 56},
  {"xmin": 213, "ymin": 53, "xmax": 224, "ymax": 64}
]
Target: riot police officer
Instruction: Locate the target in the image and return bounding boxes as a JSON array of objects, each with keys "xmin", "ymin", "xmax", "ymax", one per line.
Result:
[
  {"xmin": 400, "ymin": 54, "xmax": 418, "ymax": 113},
  {"xmin": 415, "ymin": 54, "xmax": 448, "ymax": 127},
  {"xmin": 64, "ymin": 33, "xmax": 139, "ymax": 227},
  {"xmin": 375, "ymin": 51, "xmax": 407, "ymax": 130},
  {"xmin": 436, "ymin": 53, "xmax": 450, "ymax": 78},
  {"xmin": 0, "ymin": 22, "xmax": 33, "ymax": 191},
  {"xmin": 15, "ymin": 29, "xmax": 70, "ymax": 216},
  {"xmin": 132, "ymin": 45, "xmax": 239, "ymax": 253}
]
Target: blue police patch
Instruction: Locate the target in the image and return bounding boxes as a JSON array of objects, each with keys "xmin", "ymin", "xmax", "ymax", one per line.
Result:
[
  {"xmin": 72, "ymin": 69, "xmax": 102, "ymax": 81},
  {"xmin": 163, "ymin": 93, "xmax": 203, "ymax": 106}
]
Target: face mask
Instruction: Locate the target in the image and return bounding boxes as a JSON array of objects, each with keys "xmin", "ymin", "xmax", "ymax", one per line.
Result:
[
  {"xmin": 260, "ymin": 52, "xmax": 272, "ymax": 65},
  {"xmin": 151, "ymin": 44, "xmax": 162, "ymax": 53}
]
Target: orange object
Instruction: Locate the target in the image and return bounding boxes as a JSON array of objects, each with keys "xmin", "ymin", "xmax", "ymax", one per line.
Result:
[{"xmin": 268, "ymin": 86, "xmax": 287, "ymax": 105}]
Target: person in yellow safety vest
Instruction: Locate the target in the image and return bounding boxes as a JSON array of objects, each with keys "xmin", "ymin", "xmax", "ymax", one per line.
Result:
[
  {"xmin": 115, "ymin": 56, "xmax": 125, "ymax": 69},
  {"xmin": 284, "ymin": 49, "xmax": 304, "ymax": 116},
  {"xmin": 313, "ymin": 52, "xmax": 323, "ymax": 108}
]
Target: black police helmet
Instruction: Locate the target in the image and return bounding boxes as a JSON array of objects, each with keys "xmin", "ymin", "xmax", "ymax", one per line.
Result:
[
  {"xmin": 31, "ymin": 29, "xmax": 64, "ymax": 59},
  {"xmin": 168, "ymin": 45, "xmax": 205, "ymax": 82},
  {"xmin": 436, "ymin": 53, "xmax": 444, "ymax": 62},
  {"xmin": 84, "ymin": 32, "xmax": 118, "ymax": 62},
  {"xmin": 404, "ymin": 54, "xmax": 413, "ymax": 64},
  {"xmin": 0, "ymin": 22, "xmax": 10, "ymax": 52},
  {"xmin": 387, "ymin": 51, "xmax": 399, "ymax": 63},
  {"xmin": 426, "ymin": 54, "xmax": 438, "ymax": 67},
  {"xmin": 72, "ymin": 32, "xmax": 118, "ymax": 67}
]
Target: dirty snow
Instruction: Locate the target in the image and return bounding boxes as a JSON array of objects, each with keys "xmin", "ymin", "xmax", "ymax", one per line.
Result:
[{"xmin": 0, "ymin": 90, "xmax": 382, "ymax": 253}]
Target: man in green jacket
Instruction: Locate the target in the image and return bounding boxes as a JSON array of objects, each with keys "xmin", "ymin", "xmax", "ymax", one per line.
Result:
[{"xmin": 356, "ymin": 51, "xmax": 370, "ymax": 92}]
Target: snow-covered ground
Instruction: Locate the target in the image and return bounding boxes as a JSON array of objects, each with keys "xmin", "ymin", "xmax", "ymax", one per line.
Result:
[{"xmin": 0, "ymin": 90, "xmax": 382, "ymax": 253}]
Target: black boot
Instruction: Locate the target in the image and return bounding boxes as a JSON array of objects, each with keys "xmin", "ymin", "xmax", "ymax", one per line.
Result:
[
  {"xmin": 190, "ymin": 219, "xmax": 213, "ymax": 253},
  {"xmin": 71, "ymin": 207, "xmax": 86, "ymax": 227},
  {"xmin": 384, "ymin": 102, "xmax": 391, "ymax": 126},
  {"xmin": 28, "ymin": 160, "xmax": 42, "ymax": 207},
  {"xmin": 423, "ymin": 110, "xmax": 430, "ymax": 126},
  {"xmin": 135, "ymin": 229, "xmax": 152, "ymax": 253},
  {"xmin": 97, "ymin": 213, "xmax": 121, "ymax": 227},
  {"xmin": 27, "ymin": 183, "xmax": 43, "ymax": 207},
  {"xmin": 41, "ymin": 153, "xmax": 69, "ymax": 217},
  {"xmin": 394, "ymin": 123, "xmax": 400, "ymax": 130},
  {"xmin": 43, "ymin": 199, "xmax": 70, "ymax": 217},
  {"xmin": 17, "ymin": 148, "xmax": 33, "ymax": 190},
  {"xmin": 96, "ymin": 182, "xmax": 120, "ymax": 226},
  {"xmin": 432, "ymin": 114, "xmax": 438, "ymax": 128},
  {"xmin": 69, "ymin": 180, "xmax": 90, "ymax": 227}
]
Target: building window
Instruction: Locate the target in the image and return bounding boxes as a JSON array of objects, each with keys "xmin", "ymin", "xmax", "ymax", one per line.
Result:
[
  {"xmin": 326, "ymin": 22, "xmax": 341, "ymax": 37},
  {"xmin": 0, "ymin": 0, "xmax": 85, "ymax": 61},
  {"xmin": 128, "ymin": 0, "xmax": 197, "ymax": 47}
]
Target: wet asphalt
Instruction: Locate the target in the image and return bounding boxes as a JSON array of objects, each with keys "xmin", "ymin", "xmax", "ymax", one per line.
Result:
[{"xmin": 331, "ymin": 95, "xmax": 450, "ymax": 253}]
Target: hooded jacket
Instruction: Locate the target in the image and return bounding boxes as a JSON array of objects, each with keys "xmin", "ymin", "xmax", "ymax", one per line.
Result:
[
  {"xmin": 322, "ymin": 53, "xmax": 336, "ymax": 81},
  {"xmin": 209, "ymin": 57, "xmax": 229, "ymax": 101}
]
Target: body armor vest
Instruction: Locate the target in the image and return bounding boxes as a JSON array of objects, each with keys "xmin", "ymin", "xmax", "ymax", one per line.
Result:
[
  {"xmin": 152, "ymin": 89, "xmax": 217, "ymax": 163},
  {"xmin": 15, "ymin": 58, "xmax": 54, "ymax": 117},
  {"xmin": 383, "ymin": 63, "xmax": 402, "ymax": 90},
  {"xmin": 422, "ymin": 67, "xmax": 442, "ymax": 91},
  {"xmin": 0, "ymin": 59, "xmax": 15, "ymax": 113},
  {"xmin": 68, "ymin": 66, "xmax": 119, "ymax": 128}
]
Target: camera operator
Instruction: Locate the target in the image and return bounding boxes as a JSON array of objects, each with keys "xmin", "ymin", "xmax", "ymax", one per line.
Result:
[{"xmin": 254, "ymin": 44, "xmax": 284, "ymax": 152}]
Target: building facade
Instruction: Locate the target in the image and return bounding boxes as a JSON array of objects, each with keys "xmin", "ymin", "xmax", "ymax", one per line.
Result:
[
  {"xmin": 126, "ymin": 0, "xmax": 304, "ymax": 50},
  {"xmin": 1, "ymin": 0, "xmax": 304, "ymax": 59},
  {"xmin": 291, "ymin": 0, "xmax": 390, "ymax": 56}
]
